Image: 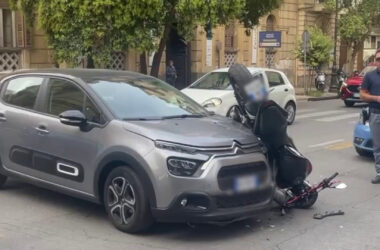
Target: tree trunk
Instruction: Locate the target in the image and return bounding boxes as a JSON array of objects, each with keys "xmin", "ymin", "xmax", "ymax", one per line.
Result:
[
  {"xmin": 139, "ymin": 52, "xmax": 148, "ymax": 74},
  {"xmin": 150, "ymin": 7, "xmax": 176, "ymax": 77},
  {"xmin": 150, "ymin": 24, "xmax": 171, "ymax": 77},
  {"xmin": 347, "ymin": 43, "xmax": 359, "ymax": 75}
]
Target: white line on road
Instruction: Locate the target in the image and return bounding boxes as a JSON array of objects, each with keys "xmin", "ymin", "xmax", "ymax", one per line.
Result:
[
  {"xmin": 308, "ymin": 139, "xmax": 344, "ymax": 148},
  {"xmin": 297, "ymin": 109, "xmax": 316, "ymax": 114},
  {"xmin": 296, "ymin": 110, "xmax": 346, "ymax": 119},
  {"xmin": 316, "ymin": 113, "xmax": 358, "ymax": 122}
]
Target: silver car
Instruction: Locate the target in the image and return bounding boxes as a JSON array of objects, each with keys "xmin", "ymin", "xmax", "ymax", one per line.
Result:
[{"xmin": 0, "ymin": 69, "xmax": 273, "ymax": 233}]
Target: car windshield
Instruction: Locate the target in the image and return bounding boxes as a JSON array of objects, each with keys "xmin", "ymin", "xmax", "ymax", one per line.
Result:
[
  {"xmin": 360, "ymin": 66, "xmax": 377, "ymax": 76},
  {"xmin": 88, "ymin": 77, "xmax": 209, "ymax": 120},
  {"xmin": 190, "ymin": 72, "xmax": 232, "ymax": 90}
]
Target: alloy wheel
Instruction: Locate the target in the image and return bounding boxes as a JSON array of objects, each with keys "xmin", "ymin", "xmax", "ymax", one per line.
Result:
[{"xmin": 107, "ymin": 177, "xmax": 136, "ymax": 225}]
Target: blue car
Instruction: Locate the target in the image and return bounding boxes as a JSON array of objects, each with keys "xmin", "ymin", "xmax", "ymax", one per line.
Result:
[{"xmin": 354, "ymin": 108, "xmax": 373, "ymax": 156}]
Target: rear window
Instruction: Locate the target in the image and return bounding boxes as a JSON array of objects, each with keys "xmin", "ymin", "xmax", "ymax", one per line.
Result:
[
  {"xmin": 190, "ymin": 72, "xmax": 232, "ymax": 90},
  {"xmin": 3, "ymin": 77, "xmax": 44, "ymax": 109}
]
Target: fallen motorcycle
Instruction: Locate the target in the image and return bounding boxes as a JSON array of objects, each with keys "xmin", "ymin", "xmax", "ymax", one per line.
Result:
[{"xmin": 227, "ymin": 64, "xmax": 346, "ymax": 211}]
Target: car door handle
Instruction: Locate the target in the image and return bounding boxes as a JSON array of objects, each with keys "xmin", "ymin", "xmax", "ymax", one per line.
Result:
[
  {"xmin": 0, "ymin": 113, "xmax": 6, "ymax": 122},
  {"xmin": 284, "ymin": 88, "xmax": 289, "ymax": 92},
  {"xmin": 35, "ymin": 125, "xmax": 50, "ymax": 135}
]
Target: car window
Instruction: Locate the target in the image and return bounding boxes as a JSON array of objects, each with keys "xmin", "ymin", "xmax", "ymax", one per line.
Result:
[
  {"xmin": 47, "ymin": 78, "xmax": 103, "ymax": 124},
  {"xmin": 190, "ymin": 72, "xmax": 231, "ymax": 90},
  {"xmin": 3, "ymin": 77, "xmax": 44, "ymax": 110},
  {"xmin": 265, "ymin": 71, "xmax": 285, "ymax": 87}
]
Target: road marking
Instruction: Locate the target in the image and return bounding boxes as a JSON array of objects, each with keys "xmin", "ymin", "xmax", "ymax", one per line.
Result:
[
  {"xmin": 297, "ymin": 110, "xmax": 346, "ymax": 119},
  {"xmin": 308, "ymin": 139, "xmax": 344, "ymax": 148},
  {"xmin": 327, "ymin": 142, "xmax": 353, "ymax": 150},
  {"xmin": 297, "ymin": 108, "xmax": 316, "ymax": 114},
  {"xmin": 316, "ymin": 113, "xmax": 358, "ymax": 122}
]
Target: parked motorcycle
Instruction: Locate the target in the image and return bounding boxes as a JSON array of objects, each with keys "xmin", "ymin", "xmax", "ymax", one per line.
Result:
[
  {"xmin": 315, "ymin": 71, "xmax": 326, "ymax": 91},
  {"xmin": 227, "ymin": 64, "xmax": 345, "ymax": 211},
  {"xmin": 337, "ymin": 69, "xmax": 347, "ymax": 94}
]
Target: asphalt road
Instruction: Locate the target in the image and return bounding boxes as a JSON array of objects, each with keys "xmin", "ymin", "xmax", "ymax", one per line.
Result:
[{"xmin": 1, "ymin": 99, "xmax": 379, "ymax": 250}]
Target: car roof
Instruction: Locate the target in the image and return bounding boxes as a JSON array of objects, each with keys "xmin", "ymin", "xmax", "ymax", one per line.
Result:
[
  {"xmin": 1, "ymin": 68, "xmax": 151, "ymax": 82},
  {"xmin": 210, "ymin": 67, "xmax": 283, "ymax": 74}
]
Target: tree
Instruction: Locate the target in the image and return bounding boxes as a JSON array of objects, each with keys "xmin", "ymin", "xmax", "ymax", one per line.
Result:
[
  {"xmin": 10, "ymin": 0, "xmax": 280, "ymax": 74},
  {"xmin": 338, "ymin": 0, "xmax": 380, "ymax": 73},
  {"xmin": 295, "ymin": 26, "xmax": 334, "ymax": 69}
]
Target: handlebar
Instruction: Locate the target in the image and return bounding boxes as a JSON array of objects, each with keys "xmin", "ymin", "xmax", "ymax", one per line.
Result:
[{"xmin": 324, "ymin": 172, "xmax": 339, "ymax": 185}]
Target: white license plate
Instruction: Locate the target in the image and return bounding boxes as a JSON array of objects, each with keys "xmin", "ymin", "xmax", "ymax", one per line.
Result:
[
  {"xmin": 234, "ymin": 175, "xmax": 259, "ymax": 192},
  {"xmin": 354, "ymin": 93, "xmax": 360, "ymax": 98}
]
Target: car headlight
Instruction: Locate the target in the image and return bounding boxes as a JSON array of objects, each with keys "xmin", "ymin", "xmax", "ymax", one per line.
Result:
[
  {"xmin": 202, "ymin": 98, "xmax": 222, "ymax": 108},
  {"xmin": 167, "ymin": 157, "xmax": 204, "ymax": 177},
  {"xmin": 155, "ymin": 140, "xmax": 197, "ymax": 154}
]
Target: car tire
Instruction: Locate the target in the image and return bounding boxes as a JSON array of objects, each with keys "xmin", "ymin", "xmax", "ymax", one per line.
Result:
[
  {"xmin": 344, "ymin": 100, "xmax": 355, "ymax": 107},
  {"xmin": 285, "ymin": 102, "xmax": 296, "ymax": 125},
  {"xmin": 0, "ymin": 173, "xmax": 7, "ymax": 189},
  {"xmin": 355, "ymin": 147, "xmax": 373, "ymax": 157},
  {"xmin": 103, "ymin": 166, "xmax": 153, "ymax": 233}
]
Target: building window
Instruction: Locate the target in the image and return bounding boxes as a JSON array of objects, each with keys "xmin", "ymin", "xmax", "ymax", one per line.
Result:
[
  {"xmin": 1, "ymin": 9, "xmax": 16, "ymax": 48},
  {"xmin": 371, "ymin": 36, "xmax": 376, "ymax": 49}
]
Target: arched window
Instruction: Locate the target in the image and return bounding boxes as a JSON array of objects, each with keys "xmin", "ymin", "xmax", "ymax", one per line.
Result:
[{"xmin": 266, "ymin": 15, "xmax": 276, "ymax": 31}]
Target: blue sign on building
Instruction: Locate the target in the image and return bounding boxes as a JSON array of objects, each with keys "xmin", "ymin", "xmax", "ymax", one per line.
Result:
[{"xmin": 259, "ymin": 31, "xmax": 282, "ymax": 48}]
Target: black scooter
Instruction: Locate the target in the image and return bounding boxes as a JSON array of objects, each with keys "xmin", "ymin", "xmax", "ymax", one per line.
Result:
[{"xmin": 227, "ymin": 64, "xmax": 346, "ymax": 212}]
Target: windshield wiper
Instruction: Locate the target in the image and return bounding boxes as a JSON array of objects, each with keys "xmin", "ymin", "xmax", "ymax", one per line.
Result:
[
  {"xmin": 161, "ymin": 114, "xmax": 206, "ymax": 119},
  {"xmin": 123, "ymin": 117, "xmax": 161, "ymax": 121}
]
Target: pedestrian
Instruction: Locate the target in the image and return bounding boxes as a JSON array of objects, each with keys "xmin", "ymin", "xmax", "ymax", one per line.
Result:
[
  {"xmin": 360, "ymin": 48, "xmax": 380, "ymax": 184},
  {"xmin": 166, "ymin": 60, "xmax": 177, "ymax": 86}
]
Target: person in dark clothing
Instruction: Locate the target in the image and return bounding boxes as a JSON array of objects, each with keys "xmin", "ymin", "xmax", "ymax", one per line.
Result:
[
  {"xmin": 360, "ymin": 49, "xmax": 380, "ymax": 184},
  {"xmin": 166, "ymin": 60, "xmax": 177, "ymax": 86}
]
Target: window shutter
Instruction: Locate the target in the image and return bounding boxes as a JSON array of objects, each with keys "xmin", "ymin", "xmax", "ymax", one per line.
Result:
[
  {"xmin": 15, "ymin": 12, "xmax": 32, "ymax": 48},
  {"xmin": 16, "ymin": 11, "xmax": 24, "ymax": 47}
]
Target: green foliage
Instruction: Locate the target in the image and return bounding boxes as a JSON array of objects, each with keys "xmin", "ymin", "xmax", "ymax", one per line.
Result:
[
  {"xmin": 295, "ymin": 26, "xmax": 334, "ymax": 68},
  {"xmin": 339, "ymin": 0, "xmax": 380, "ymax": 49},
  {"xmin": 9, "ymin": 0, "xmax": 280, "ymax": 68},
  {"xmin": 339, "ymin": 14, "xmax": 369, "ymax": 45}
]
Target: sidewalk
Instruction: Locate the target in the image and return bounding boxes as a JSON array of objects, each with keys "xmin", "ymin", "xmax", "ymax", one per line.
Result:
[{"xmin": 295, "ymin": 87, "xmax": 339, "ymax": 101}]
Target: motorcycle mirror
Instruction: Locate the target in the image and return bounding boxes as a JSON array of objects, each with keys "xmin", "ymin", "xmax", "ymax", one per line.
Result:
[{"xmin": 335, "ymin": 183, "xmax": 347, "ymax": 189}]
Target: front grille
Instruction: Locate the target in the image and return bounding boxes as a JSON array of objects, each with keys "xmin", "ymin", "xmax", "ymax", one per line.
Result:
[
  {"xmin": 215, "ymin": 187, "xmax": 272, "ymax": 208},
  {"xmin": 348, "ymin": 85, "xmax": 359, "ymax": 93},
  {"xmin": 365, "ymin": 139, "xmax": 373, "ymax": 148},
  {"xmin": 217, "ymin": 162, "xmax": 268, "ymax": 191}
]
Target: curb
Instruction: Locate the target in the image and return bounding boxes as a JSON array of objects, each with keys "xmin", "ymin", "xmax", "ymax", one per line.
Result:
[{"xmin": 307, "ymin": 95, "xmax": 339, "ymax": 101}]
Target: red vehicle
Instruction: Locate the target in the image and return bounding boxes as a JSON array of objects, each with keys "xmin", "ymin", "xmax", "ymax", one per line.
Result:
[{"xmin": 340, "ymin": 63, "xmax": 377, "ymax": 107}]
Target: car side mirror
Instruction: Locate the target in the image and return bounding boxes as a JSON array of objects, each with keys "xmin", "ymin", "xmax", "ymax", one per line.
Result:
[{"xmin": 59, "ymin": 110, "xmax": 87, "ymax": 127}]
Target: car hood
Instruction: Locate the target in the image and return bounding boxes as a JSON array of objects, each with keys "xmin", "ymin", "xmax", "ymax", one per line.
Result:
[
  {"xmin": 123, "ymin": 116, "xmax": 259, "ymax": 147},
  {"xmin": 346, "ymin": 76, "xmax": 363, "ymax": 86},
  {"xmin": 181, "ymin": 88, "xmax": 232, "ymax": 105}
]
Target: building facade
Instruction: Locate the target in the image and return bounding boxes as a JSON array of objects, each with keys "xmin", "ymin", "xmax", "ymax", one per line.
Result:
[{"xmin": 0, "ymin": 0, "xmax": 342, "ymax": 89}]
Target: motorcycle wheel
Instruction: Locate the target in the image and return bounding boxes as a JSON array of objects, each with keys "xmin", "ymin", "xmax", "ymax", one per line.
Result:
[{"xmin": 316, "ymin": 83, "xmax": 325, "ymax": 91}]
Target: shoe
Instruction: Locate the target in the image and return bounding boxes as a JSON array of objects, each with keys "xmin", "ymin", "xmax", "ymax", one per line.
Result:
[{"xmin": 371, "ymin": 175, "xmax": 380, "ymax": 184}]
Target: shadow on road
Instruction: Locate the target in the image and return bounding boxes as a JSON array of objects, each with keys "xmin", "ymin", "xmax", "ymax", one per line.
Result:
[{"xmin": 2, "ymin": 178, "xmax": 297, "ymax": 242}]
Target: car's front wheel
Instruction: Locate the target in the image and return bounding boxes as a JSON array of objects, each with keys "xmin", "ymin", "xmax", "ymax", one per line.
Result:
[
  {"xmin": 104, "ymin": 167, "xmax": 153, "ymax": 233},
  {"xmin": 0, "ymin": 173, "xmax": 7, "ymax": 188},
  {"xmin": 285, "ymin": 102, "xmax": 296, "ymax": 125}
]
